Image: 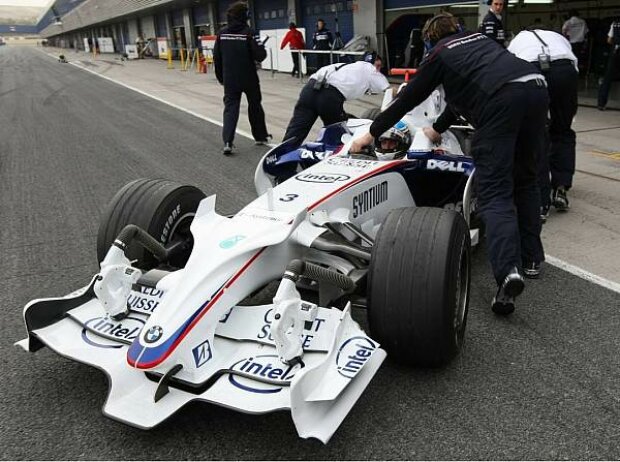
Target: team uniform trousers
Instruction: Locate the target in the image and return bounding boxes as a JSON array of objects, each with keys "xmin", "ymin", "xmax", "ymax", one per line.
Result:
[
  {"xmin": 282, "ymin": 79, "xmax": 347, "ymax": 147},
  {"xmin": 536, "ymin": 60, "xmax": 578, "ymax": 205},
  {"xmin": 472, "ymin": 80, "xmax": 548, "ymax": 283},
  {"xmin": 291, "ymin": 51, "xmax": 301, "ymax": 76},
  {"xmin": 598, "ymin": 47, "xmax": 620, "ymax": 108},
  {"xmin": 222, "ymin": 82, "xmax": 268, "ymax": 144}
]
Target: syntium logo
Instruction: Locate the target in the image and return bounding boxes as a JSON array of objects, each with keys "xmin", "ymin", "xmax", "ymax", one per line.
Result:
[
  {"xmin": 228, "ymin": 354, "xmax": 300, "ymax": 394},
  {"xmin": 352, "ymin": 181, "xmax": 388, "ymax": 218}
]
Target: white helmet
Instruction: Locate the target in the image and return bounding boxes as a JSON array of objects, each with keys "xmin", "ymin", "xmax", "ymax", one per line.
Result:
[{"xmin": 375, "ymin": 120, "xmax": 411, "ymax": 160}]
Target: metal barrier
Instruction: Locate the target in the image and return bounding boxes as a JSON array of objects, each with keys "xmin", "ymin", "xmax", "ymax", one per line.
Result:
[{"xmin": 390, "ymin": 68, "xmax": 418, "ymax": 82}]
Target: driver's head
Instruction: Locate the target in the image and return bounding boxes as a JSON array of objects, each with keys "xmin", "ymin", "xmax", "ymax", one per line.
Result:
[{"xmin": 374, "ymin": 121, "xmax": 411, "ymax": 161}]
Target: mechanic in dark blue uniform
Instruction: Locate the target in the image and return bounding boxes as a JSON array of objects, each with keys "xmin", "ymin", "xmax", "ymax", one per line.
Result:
[
  {"xmin": 312, "ymin": 19, "xmax": 333, "ymax": 70},
  {"xmin": 214, "ymin": 2, "xmax": 270, "ymax": 155},
  {"xmin": 479, "ymin": 0, "xmax": 506, "ymax": 46},
  {"xmin": 598, "ymin": 19, "xmax": 620, "ymax": 111},
  {"xmin": 351, "ymin": 14, "xmax": 548, "ymax": 315}
]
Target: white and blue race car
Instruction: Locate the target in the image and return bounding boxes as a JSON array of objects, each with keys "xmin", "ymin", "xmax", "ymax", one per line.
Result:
[{"xmin": 17, "ymin": 90, "xmax": 478, "ymax": 443}]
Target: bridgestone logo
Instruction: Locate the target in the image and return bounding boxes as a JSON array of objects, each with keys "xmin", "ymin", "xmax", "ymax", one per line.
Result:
[
  {"xmin": 352, "ymin": 181, "xmax": 388, "ymax": 218},
  {"xmin": 160, "ymin": 204, "xmax": 181, "ymax": 244}
]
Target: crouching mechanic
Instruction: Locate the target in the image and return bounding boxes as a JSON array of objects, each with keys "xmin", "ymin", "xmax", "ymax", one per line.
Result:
[
  {"xmin": 351, "ymin": 13, "xmax": 549, "ymax": 315},
  {"xmin": 508, "ymin": 28, "xmax": 579, "ymax": 220},
  {"xmin": 282, "ymin": 52, "xmax": 391, "ymax": 149}
]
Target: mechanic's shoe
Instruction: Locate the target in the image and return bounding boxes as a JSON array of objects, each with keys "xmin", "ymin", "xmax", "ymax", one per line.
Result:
[
  {"xmin": 491, "ymin": 267, "xmax": 525, "ymax": 315},
  {"xmin": 540, "ymin": 204, "xmax": 550, "ymax": 224},
  {"xmin": 552, "ymin": 187, "xmax": 569, "ymax": 212},
  {"xmin": 255, "ymin": 134, "xmax": 273, "ymax": 146},
  {"xmin": 523, "ymin": 261, "xmax": 541, "ymax": 279},
  {"xmin": 598, "ymin": 105, "xmax": 606, "ymax": 111},
  {"xmin": 222, "ymin": 142, "xmax": 233, "ymax": 156}
]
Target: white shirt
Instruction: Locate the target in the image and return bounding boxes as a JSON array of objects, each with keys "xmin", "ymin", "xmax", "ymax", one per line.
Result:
[
  {"xmin": 508, "ymin": 30, "xmax": 578, "ymax": 71},
  {"xmin": 562, "ymin": 16, "xmax": 588, "ymax": 43},
  {"xmin": 609, "ymin": 23, "xmax": 619, "ymax": 39},
  {"xmin": 310, "ymin": 61, "xmax": 390, "ymax": 100}
]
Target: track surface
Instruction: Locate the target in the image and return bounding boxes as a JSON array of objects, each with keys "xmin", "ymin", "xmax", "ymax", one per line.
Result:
[{"xmin": 2, "ymin": 46, "xmax": 620, "ymax": 460}]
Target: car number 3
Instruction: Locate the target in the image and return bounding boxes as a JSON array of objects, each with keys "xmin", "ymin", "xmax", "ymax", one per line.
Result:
[{"xmin": 279, "ymin": 194, "xmax": 299, "ymax": 202}]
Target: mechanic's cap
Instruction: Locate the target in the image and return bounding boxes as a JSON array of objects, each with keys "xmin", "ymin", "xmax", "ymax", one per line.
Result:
[{"xmin": 363, "ymin": 51, "xmax": 381, "ymax": 64}]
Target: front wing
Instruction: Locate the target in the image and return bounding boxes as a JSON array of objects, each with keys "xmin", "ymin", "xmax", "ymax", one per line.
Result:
[{"xmin": 16, "ymin": 284, "xmax": 385, "ymax": 443}]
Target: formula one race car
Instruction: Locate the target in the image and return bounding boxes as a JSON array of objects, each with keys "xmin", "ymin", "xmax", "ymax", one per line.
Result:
[{"xmin": 17, "ymin": 92, "xmax": 477, "ymax": 444}]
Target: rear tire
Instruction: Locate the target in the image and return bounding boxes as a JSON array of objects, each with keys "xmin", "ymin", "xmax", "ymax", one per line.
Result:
[
  {"xmin": 96, "ymin": 178, "xmax": 205, "ymax": 270},
  {"xmin": 360, "ymin": 107, "xmax": 382, "ymax": 120},
  {"xmin": 368, "ymin": 207, "xmax": 470, "ymax": 366}
]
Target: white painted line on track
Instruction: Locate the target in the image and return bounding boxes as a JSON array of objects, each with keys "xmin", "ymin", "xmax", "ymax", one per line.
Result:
[
  {"xmin": 39, "ymin": 49, "xmax": 256, "ymax": 141},
  {"xmin": 545, "ymin": 255, "xmax": 620, "ymax": 294},
  {"xmin": 39, "ymin": 51, "xmax": 619, "ymax": 294}
]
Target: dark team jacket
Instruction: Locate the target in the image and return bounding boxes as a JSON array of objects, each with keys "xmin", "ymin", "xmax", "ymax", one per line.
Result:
[
  {"xmin": 213, "ymin": 19, "xmax": 267, "ymax": 89},
  {"xmin": 313, "ymin": 28, "xmax": 333, "ymax": 50},
  {"xmin": 370, "ymin": 31, "xmax": 538, "ymax": 138},
  {"xmin": 611, "ymin": 21, "xmax": 620, "ymax": 46},
  {"xmin": 479, "ymin": 11, "xmax": 505, "ymax": 46}
]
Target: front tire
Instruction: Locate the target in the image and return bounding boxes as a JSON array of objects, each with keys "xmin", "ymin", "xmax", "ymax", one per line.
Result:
[
  {"xmin": 96, "ymin": 178, "xmax": 205, "ymax": 270},
  {"xmin": 368, "ymin": 207, "xmax": 470, "ymax": 366}
]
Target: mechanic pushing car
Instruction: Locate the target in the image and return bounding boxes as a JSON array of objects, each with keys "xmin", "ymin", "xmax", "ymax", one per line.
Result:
[
  {"xmin": 508, "ymin": 28, "xmax": 578, "ymax": 223},
  {"xmin": 351, "ymin": 13, "xmax": 548, "ymax": 315},
  {"xmin": 282, "ymin": 51, "xmax": 390, "ymax": 149}
]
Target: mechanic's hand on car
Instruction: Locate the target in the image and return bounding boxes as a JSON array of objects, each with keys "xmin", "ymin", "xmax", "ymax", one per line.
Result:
[
  {"xmin": 350, "ymin": 132, "xmax": 374, "ymax": 154},
  {"xmin": 423, "ymin": 126, "xmax": 442, "ymax": 144}
]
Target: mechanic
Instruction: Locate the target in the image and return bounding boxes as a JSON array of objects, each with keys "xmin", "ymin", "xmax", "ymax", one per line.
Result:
[
  {"xmin": 280, "ymin": 22, "xmax": 305, "ymax": 78},
  {"xmin": 508, "ymin": 28, "xmax": 578, "ymax": 221},
  {"xmin": 597, "ymin": 18, "xmax": 620, "ymax": 111},
  {"xmin": 479, "ymin": 0, "xmax": 506, "ymax": 47},
  {"xmin": 562, "ymin": 10, "xmax": 588, "ymax": 62},
  {"xmin": 350, "ymin": 13, "xmax": 548, "ymax": 314},
  {"xmin": 282, "ymin": 51, "xmax": 390, "ymax": 149},
  {"xmin": 312, "ymin": 19, "xmax": 333, "ymax": 70},
  {"xmin": 214, "ymin": 2, "xmax": 271, "ymax": 155}
]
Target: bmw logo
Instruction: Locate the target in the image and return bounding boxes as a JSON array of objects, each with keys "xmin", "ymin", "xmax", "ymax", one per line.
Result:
[{"xmin": 144, "ymin": 325, "xmax": 163, "ymax": 343}]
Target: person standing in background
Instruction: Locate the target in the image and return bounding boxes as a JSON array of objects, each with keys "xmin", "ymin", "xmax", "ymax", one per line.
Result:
[
  {"xmin": 508, "ymin": 28, "xmax": 579, "ymax": 225},
  {"xmin": 562, "ymin": 10, "xmax": 588, "ymax": 61},
  {"xmin": 598, "ymin": 18, "xmax": 620, "ymax": 111},
  {"xmin": 214, "ymin": 2, "xmax": 271, "ymax": 155},
  {"xmin": 479, "ymin": 0, "xmax": 506, "ymax": 46},
  {"xmin": 280, "ymin": 22, "xmax": 305, "ymax": 77},
  {"xmin": 312, "ymin": 19, "xmax": 333, "ymax": 70}
]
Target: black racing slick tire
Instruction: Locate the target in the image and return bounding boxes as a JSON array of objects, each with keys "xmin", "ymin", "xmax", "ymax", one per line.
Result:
[
  {"xmin": 368, "ymin": 207, "xmax": 471, "ymax": 367},
  {"xmin": 96, "ymin": 178, "xmax": 206, "ymax": 270},
  {"xmin": 360, "ymin": 107, "xmax": 382, "ymax": 120}
]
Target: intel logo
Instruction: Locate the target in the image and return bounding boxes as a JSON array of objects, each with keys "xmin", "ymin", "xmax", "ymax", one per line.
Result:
[
  {"xmin": 81, "ymin": 316, "xmax": 145, "ymax": 349},
  {"xmin": 336, "ymin": 336, "xmax": 376, "ymax": 379},
  {"xmin": 228, "ymin": 354, "xmax": 300, "ymax": 394},
  {"xmin": 295, "ymin": 172, "xmax": 350, "ymax": 183}
]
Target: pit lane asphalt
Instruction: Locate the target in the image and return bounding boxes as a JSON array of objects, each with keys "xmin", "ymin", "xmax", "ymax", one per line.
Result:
[{"xmin": 2, "ymin": 46, "xmax": 620, "ymax": 460}]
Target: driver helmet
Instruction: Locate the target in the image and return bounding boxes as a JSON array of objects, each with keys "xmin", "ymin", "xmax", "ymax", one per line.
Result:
[{"xmin": 375, "ymin": 121, "xmax": 411, "ymax": 160}]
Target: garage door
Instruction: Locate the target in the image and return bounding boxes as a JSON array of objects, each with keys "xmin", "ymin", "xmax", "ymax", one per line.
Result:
[
  {"xmin": 254, "ymin": 0, "xmax": 288, "ymax": 32},
  {"xmin": 301, "ymin": 0, "xmax": 354, "ymax": 46}
]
